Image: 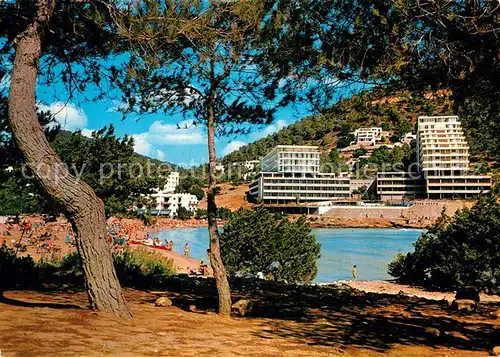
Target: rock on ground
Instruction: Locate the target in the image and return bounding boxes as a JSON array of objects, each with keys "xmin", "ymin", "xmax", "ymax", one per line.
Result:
[
  {"xmin": 232, "ymin": 299, "xmax": 254, "ymax": 317},
  {"xmin": 155, "ymin": 297, "xmax": 173, "ymax": 307},
  {"xmin": 490, "ymin": 346, "xmax": 500, "ymax": 356},
  {"xmin": 450, "ymin": 299, "xmax": 477, "ymax": 312}
]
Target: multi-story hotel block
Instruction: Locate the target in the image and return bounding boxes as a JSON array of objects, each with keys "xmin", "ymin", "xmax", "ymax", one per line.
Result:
[
  {"xmin": 377, "ymin": 115, "xmax": 491, "ymax": 200},
  {"xmin": 252, "ymin": 116, "xmax": 490, "ymax": 204},
  {"xmin": 249, "ymin": 146, "xmax": 351, "ymax": 203},
  {"xmin": 377, "ymin": 171, "xmax": 425, "ymax": 201},
  {"xmin": 163, "ymin": 171, "xmax": 180, "ymax": 193},
  {"xmin": 417, "ymin": 115, "xmax": 491, "ymax": 199}
]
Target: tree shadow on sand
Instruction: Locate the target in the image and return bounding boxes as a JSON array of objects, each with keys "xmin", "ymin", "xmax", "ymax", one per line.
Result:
[
  {"xmin": 145, "ymin": 277, "xmax": 500, "ymax": 352},
  {"xmin": 248, "ymin": 285, "xmax": 500, "ymax": 353},
  {"xmin": 0, "ymin": 291, "xmax": 83, "ymax": 310}
]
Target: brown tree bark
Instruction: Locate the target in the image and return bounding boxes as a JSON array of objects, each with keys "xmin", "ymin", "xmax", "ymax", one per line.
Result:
[
  {"xmin": 8, "ymin": 0, "xmax": 132, "ymax": 318},
  {"xmin": 206, "ymin": 89, "xmax": 232, "ymax": 316}
]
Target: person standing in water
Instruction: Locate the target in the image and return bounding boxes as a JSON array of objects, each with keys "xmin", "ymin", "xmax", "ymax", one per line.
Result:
[
  {"xmin": 184, "ymin": 242, "xmax": 190, "ymax": 257},
  {"xmin": 352, "ymin": 265, "xmax": 358, "ymax": 280}
]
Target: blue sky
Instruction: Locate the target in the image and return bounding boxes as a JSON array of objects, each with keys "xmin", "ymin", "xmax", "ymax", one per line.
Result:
[
  {"xmin": 35, "ymin": 81, "xmax": 314, "ymax": 166},
  {"xmin": 30, "ymin": 63, "xmax": 367, "ymax": 166}
]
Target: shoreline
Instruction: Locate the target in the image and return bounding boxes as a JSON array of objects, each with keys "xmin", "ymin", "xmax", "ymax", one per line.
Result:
[
  {"xmin": 330, "ymin": 279, "xmax": 500, "ymax": 303},
  {"xmin": 1, "ymin": 215, "xmax": 435, "ymax": 231},
  {"xmin": 307, "ymin": 217, "xmax": 434, "ymax": 229}
]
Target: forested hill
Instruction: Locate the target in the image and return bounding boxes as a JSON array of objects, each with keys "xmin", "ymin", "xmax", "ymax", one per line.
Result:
[{"xmin": 222, "ymin": 88, "xmax": 497, "ymax": 165}]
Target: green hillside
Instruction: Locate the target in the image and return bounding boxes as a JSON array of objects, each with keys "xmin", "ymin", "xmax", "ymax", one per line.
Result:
[{"xmin": 222, "ymin": 88, "xmax": 497, "ymax": 168}]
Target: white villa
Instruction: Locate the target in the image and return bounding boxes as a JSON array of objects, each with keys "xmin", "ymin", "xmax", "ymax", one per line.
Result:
[{"xmin": 352, "ymin": 127, "xmax": 382, "ymax": 146}]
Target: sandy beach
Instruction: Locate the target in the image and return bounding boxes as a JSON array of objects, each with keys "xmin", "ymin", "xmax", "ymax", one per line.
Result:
[
  {"xmin": 0, "ymin": 216, "xmax": 212, "ymax": 275},
  {"xmin": 343, "ymin": 280, "xmax": 500, "ymax": 303}
]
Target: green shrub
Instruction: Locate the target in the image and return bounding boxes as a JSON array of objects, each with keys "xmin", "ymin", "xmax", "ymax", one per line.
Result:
[
  {"xmin": 195, "ymin": 208, "xmax": 208, "ymax": 219},
  {"xmin": 388, "ymin": 194, "xmax": 500, "ymax": 293},
  {"xmin": 0, "ymin": 245, "xmax": 36, "ymax": 290},
  {"xmin": 0, "ymin": 245, "xmax": 176, "ymax": 290},
  {"xmin": 221, "ymin": 208, "xmax": 321, "ymax": 284},
  {"xmin": 189, "ymin": 186, "xmax": 205, "ymax": 201},
  {"xmin": 217, "ymin": 207, "xmax": 232, "ymax": 220},
  {"xmin": 176, "ymin": 206, "xmax": 193, "ymax": 220},
  {"xmin": 114, "ymin": 247, "xmax": 175, "ymax": 289}
]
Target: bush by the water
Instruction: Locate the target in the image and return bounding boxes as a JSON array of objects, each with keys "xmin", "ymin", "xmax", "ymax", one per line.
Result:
[
  {"xmin": 220, "ymin": 208, "xmax": 321, "ymax": 283},
  {"xmin": 0, "ymin": 246, "xmax": 175, "ymax": 290},
  {"xmin": 0, "ymin": 245, "xmax": 37, "ymax": 290},
  {"xmin": 388, "ymin": 194, "xmax": 500, "ymax": 293},
  {"xmin": 114, "ymin": 247, "xmax": 175, "ymax": 289}
]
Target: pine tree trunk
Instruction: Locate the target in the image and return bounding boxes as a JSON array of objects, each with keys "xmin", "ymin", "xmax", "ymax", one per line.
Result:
[
  {"xmin": 206, "ymin": 95, "xmax": 232, "ymax": 316},
  {"xmin": 7, "ymin": 0, "xmax": 132, "ymax": 318}
]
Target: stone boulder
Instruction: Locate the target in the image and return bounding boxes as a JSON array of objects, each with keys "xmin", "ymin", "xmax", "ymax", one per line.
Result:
[
  {"xmin": 424, "ymin": 327, "xmax": 441, "ymax": 341},
  {"xmin": 450, "ymin": 299, "xmax": 477, "ymax": 312},
  {"xmin": 444, "ymin": 331, "xmax": 470, "ymax": 342},
  {"xmin": 455, "ymin": 286, "xmax": 480, "ymax": 303},
  {"xmin": 155, "ymin": 297, "xmax": 173, "ymax": 307},
  {"xmin": 231, "ymin": 299, "xmax": 254, "ymax": 317},
  {"xmin": 490, "ymin": 346, "xmax": 500, "ymax": 356}
]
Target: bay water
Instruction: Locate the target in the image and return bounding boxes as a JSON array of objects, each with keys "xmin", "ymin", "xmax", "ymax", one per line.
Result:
[{"xmin": 157, "ymin": 227, "xmax": 424, "ymax": 282}]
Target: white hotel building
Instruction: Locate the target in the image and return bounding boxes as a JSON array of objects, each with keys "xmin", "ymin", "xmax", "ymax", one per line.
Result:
[
  {"xmin": 377, "ymin": 115, "xmax": 491, "ymax": 200},
  {"xmin": 138, "ymin": 172, "xmax": 199, "ymax": 217},
  {"xmin": 249, "ymin": 146, "xmax": 351, "ymax": 203},
  {"xmin": 417, "ymin": 115, "xmax": 491, "ymax": 199}
]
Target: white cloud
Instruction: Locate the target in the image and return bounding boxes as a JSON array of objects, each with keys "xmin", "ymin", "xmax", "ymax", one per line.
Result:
[
  {"xmin": 39, "ymin": 102, "xmax": 88, "ymax": 131},
  {"xmin": 132, "ymin": 133, "xmax": 166, "ymax": 161},
  {"xmin": 147, "ymin": 120, "xmax": 204, "ymax": 145},
  {"xmin": 106, "ymin": 99, "xmax": 128, "ymax": 113},
  {"xmin": 262, "ymin": 119, "xmax": 287, "ymax": 136},
  {"xmin": 222, "ymin": 141, "xmax": 246, "ymax": 156},
  {"xmin": 80, "ymin": 129, "xmax": 94, "ymax": 138},
  {"xmin": 250, "ymin": 119, "xmax": 288, "ymax": 141},
  {"xmin": 131, "ymin": 120, "xmax": 205, "ymax": 161}
]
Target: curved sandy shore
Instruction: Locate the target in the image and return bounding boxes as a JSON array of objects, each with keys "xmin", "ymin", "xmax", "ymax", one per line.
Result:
[{"xmin": 129, "ymin": 243, "xmax": 211, "ymax": 275}]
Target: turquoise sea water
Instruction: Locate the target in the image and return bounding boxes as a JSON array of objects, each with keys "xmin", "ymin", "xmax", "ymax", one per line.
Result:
[{"xmin": 157, "ymin": 227, "xmax": 424, "ymax": 282}]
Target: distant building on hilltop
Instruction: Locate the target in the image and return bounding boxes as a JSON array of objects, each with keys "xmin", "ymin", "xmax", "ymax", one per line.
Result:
[
  {"xmin": 377, "ymin": 115, "xmax": 491, "ymax": 200},
  {"xmin": 215, "ymin": 163, "xmax": 225, "ymax": 173},
  {"xmin": 249, "ymin": 145, "xmax": 351, "ymax": 203},
  {"xmin": 401, "ymin": 132, "xmax": 417, "ymax": 144},
  {"xmin": 231, "ymin": 160, "xmax": 260, "ymax": 171},
  {"xmin": 352, "ymin": 127, "xmax": 382, "ymax": 146}
]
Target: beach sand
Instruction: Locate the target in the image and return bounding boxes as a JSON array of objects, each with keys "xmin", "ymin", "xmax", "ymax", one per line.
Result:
[
  {"xmin": 345, "ymin": 280, "xmax": 500, "ymax": 303},
  {"xmin": 0, "ymin": 216, "xmax": 211, "ymax": 275}
]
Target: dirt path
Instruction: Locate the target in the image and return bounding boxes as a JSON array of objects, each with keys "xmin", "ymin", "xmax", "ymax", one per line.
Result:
[{"xmin": 0, "ymin": 287, "xmax": 499, "ymax": 357}]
